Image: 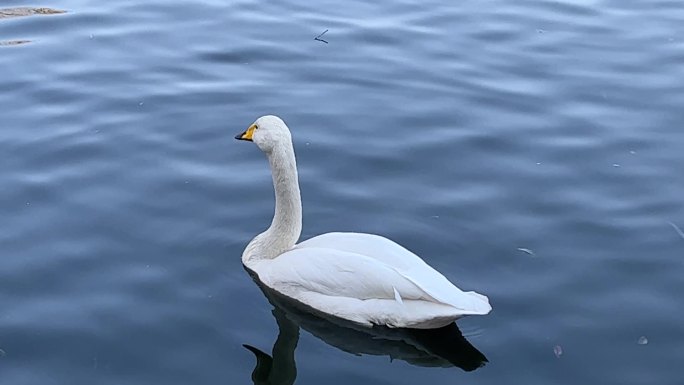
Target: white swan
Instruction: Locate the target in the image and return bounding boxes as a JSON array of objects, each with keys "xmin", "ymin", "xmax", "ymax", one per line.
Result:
[{"xmin": 235, "ymin": 115, "xmax": 491, "ymax": 329}]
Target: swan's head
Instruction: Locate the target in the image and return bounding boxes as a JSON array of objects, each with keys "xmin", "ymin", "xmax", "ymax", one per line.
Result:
[{"xmin": 235, "ymin": 115, "xmax": 292, "ymax": 153}]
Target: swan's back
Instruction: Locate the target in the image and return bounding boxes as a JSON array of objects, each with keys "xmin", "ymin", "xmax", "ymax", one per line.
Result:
[{"xmin": 297, "ymin": 232, "xmax": 491, "ymax": 312}]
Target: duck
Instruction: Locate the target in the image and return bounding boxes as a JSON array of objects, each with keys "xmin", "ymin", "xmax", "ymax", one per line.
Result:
[{"xmin": 235, "ymin": 115, "xmax": 491, "ymax": 329}]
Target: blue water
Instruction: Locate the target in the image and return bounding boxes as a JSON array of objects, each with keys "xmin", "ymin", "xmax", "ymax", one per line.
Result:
[{"xmin": 1, "ymin": 1, "xmax": 683, "ymax": 384}]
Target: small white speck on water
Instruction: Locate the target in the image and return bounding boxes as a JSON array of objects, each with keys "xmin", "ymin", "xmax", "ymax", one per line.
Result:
[
  {"xmin": 139, "ymin": 102, "xmax": 144, "ymax": 106},
  {"xmin": 184, "ymin": 180, "xmax": 189, "ymax": 184},
  {"xmin": 613, "ymin": 163, "xmax": 621, "ymax": 168},
  {"xmin": 517, "ymin": 247, "xmax": 536, "ymax": 257},
  {"xmin": 553, "ymin": 345, "xmax": 563, "ymax": 358},
  {"xmin": 637, "ymin": 336, "xmax": 648, "ymax": 345},
  {"xmin": 536, "ymin": 162, "xmax": 541, "ymax": 165},
  {"xmin": 431, "ymin": 215, "xmax": 440, "ymax": 219},
  {"xmin": 0, "ymin": 348, "xmax": 6, "ymax": 357},
  {"xmin": 146, "ymin": 264, "xmax": 150, "ymax": 268},
  {"xmin": 89, "ymin": 34, "xmax": 94, "ymax": 39},
  {"xmin": 25, "ymin": 202, "xmax": 30, "ymax": 206},
  {"xmin": 305, "ymin": 142, "xmax": 310, "ymax": 146},
  {"xmin": 629, "ymin": 150, "xmax": 636, "ymax": 155}
]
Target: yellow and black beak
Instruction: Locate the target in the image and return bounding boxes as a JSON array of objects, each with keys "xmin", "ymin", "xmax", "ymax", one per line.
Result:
[{"xmin": 235, "ymin": 123, "xmax": 256, "ymax": 141}]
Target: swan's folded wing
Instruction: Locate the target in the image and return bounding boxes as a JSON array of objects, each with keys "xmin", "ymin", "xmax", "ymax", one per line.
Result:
[
  {"xmin": 297, "ymin": 232, "xmax": 428, "ymax": 271},
  {"xmin": 257, "ymin": 247, "xmax": 434, "ymax": 304},
  {"xmin": 296, "ymin": 232, "xmax": 491, "ymax": 314}
]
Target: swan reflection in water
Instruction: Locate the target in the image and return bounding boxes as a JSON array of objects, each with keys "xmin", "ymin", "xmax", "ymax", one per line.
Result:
[{"xmin": 243, "ymin": 273, "xmax": 488, "ymax": 385}]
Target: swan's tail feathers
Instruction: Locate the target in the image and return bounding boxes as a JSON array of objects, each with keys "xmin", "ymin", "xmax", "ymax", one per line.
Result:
[{"xmin": 465, "ymin": 291, "xmax": 492, "ymax": 315}]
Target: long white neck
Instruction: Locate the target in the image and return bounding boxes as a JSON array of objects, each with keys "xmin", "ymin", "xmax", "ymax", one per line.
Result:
[{"xmin": 242, "ymin": 140, "xmax": 302, "ymax": 266}]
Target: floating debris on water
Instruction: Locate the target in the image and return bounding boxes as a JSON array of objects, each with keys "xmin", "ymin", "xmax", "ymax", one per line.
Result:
[
  {"xmin": 612, "ymin": 163, "xmax": 621, "ymax": 168},
  {"xmin": 553, "ymin": 345, "xmax": 563, "ymax": 358},
  {"xmin": 637, "ymin": 336, "xmax": 648, "ymax": 345},
  {"xmin": 1, "ymin": 8, "xmax": 66, "ymax": 47},
  {"xmin": 0, "ymin": 40, "xmax": 31, "ymax": 46},
  {"xmin": 314, "ymin": 29, "xmax": 329, "ymax": 44},
  {"xmin": 0, "ymin": 348, "xmax": 5, "ymax": 357},
  {"xmin": 668, "ymin": 222, "xmax": 684, "ymax": 240},
  {"xmin": 629, "ymin": 150, "xmax": 636, "ymax": 155},
  {"xmin": 0, "ymin": 7, "xmax": 65, "ymax": 19},
  {"xmin": 517, "ymin": 247, "xmax": 536, "ymax": 257}
]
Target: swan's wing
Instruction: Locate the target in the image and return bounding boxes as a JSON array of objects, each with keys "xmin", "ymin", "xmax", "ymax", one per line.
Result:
[
  {"xmin": 296, "ymin": 232, "xmax": 491, "ymax": 314},
  {"xmin": 297, "ymin": 232, "xmax": 435, "ymax": 271},
  {"xmin": 259, "ymin": 247, "xmax": 434, "ymax": 304},
  {"xmin": 255, "ymin": 247, "xmax": 483, "ymax": 328}
]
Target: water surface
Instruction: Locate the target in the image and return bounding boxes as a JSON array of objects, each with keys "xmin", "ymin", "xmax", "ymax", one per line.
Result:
[{"xmin": 1, "ymin": 1, "xmax": 683, "ymax": 384}]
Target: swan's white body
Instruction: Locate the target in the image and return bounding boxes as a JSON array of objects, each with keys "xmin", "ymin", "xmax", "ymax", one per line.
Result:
[{"xmin": 236, "ymin": 116, "xmax": 491, "ymax": 329}]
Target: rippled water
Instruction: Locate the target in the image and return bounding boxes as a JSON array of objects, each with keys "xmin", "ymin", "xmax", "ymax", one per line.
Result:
[{"xmin": 1, "ymin": 1, "xmax": 683, "ymax": 384}]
